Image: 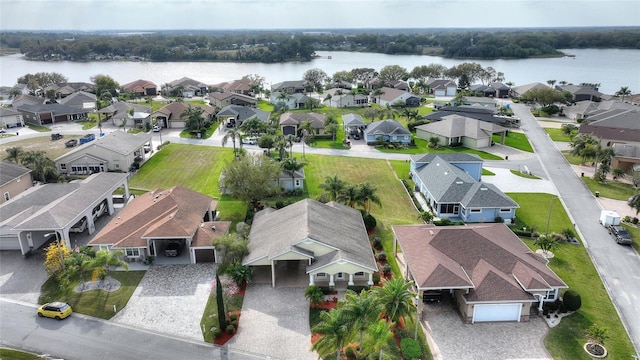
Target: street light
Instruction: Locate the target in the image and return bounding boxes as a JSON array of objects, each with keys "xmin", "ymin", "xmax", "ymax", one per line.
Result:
[
  {"xmin": 545, "ymin": 196, "xmax": 560, "ymax": 235},
  {"xmin": 414, "ymin": 294, "xmax": 423, "ymax": 340},
  {"xmin": 44, "ymin": 231, "xmax": 65, "ymax": 271}
]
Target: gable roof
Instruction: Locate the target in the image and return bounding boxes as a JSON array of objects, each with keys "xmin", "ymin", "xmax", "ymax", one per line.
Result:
[
  {"xmin": 0, "ymin": 161, "xmax": 32, "ymax": 186},
  {"xmin": 393, "ymin": 223, "xmax": 567, "ymax": 302},
  {"xmin": 279, "ymin": 112, "xmax": 326, "ymax": 128},
  {"xmin": 271, "ymin": 80, "xmax": 306, "ymax": 91},
  {"xmin": 56, "ymin": 131, "xmax": 152, "ymax": 162},
  {"xmin": 579, "ymin": 108, "xmax": 640, "ymax": 141},
  {"xmin": 417, "ymin": 115, "xmax": 508, "ymax": 139},
  {"xmin": 209, "ymin": 91, "xmax": 257, "ymax": 104},
  {"xmin": 243, "ymin": 199, "xmax": 376, "ymax": 272},
  {"xmin": 427, "ymin": 79, "xmax": 457, "ymax": 89},
  {"xmin": 214, "ymin": 79, "xmax": 252, "ymax": 93},
  {"xmin": 343, "ymin": 113, "xmax": 367, "ymax": 127},
  {"xmin": 364, "ymin": 119, "xmax": 410, "ymax": 136},
  {"xmin": 16, "ymin": 103, "xmax": 89, "ymax": 116},
  {"xmin": 511, "ymin": 82, "xmax": 548, "ymax": 96},
  {"xmin": 58, "ymin": 91, "xmax": 97, "ymax": 108},
  {"xmin": 424, "ymin": 105, "xmax": 506, "ymax": 124},
  {"xmin": 121, "ymin": 79, "xmax": 157, "ymax": 92},
  {"xmin": 410, "ymin": 153, "xmax": 482, "ymax": 169},
  {"xmin": 89, "ymin": 186, "xmax": 216, "ymax": 248},
  {"xmin": 10, "ymin": 94, "xmax": 45, "ymax": 107},
  {"xmin": 153, "ymin": 102, "xmax": 215, "ymax": 119},
  {"xmin": 377, "ymin": 87, "xmax": 410, "ymax": 102},
  {"xmin": 216, "ymin": 105, "xmax": 270, "ymax": 123}
]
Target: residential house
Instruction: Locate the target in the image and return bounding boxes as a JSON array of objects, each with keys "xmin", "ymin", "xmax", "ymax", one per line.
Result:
[
  {"xmin": 58, "ymin": 91, "xmax": 97, "ymax": 111},
  {"xmin": 510, "ymin": 82, "xmax": 548, "ymax": 98},
  {"xmin": 0, "ymin": 107, "xmax": 25, "ymax": 129},
  {"xmin": 410, "ymin": 153, "xmax": 519, "ymax": 222},
  {"xmin": 121, "ymin": 79, "xmax": 158, "ymax": 97},
  {"xmin": 43, "ymin": 82, "xmax": 95, "ymax": 99},
  {"xmin": 276, "ymin": 168, "xmax": 305, "ymax": 191},
  {"xmin": 415, "ymin": 115, "xmax": 508, "ymax": 149},
  {"xmin": 212, "ymin": 79, "xmax": 254, "ymax": 96},
  {"xmin": 96, "ymin": 102, "xmax": 153, "ymax": 129},
  {"xmin": 393, "ymin": 223, "xmax": 567, "ymax": 323},
  {"xmin": 424, "ymin": 106, "xmax": 511, "ymax": 126},
  {"xmin": 270, "ymin": 91, "xmax": 311, "ymax": 110},
  {"xmin": 427, "ymin": 79, "xmax": 458, "ymax": 97},
  {"xmin": 209, "ymin": 91, "xmax": 257, "ymax": 108},
  {"xmin": 242, "ymin": 199, "xmax": 377, "ymax": 287},
  {"xmin": 323, "ymin": 88, "xmax": 369, "ymax": 108},
  {"xmin": 342, "ymin": 113, "xmax": 367, "ymax": 133},
  {"xmin": 88, "ymin": 186, "xmax": 225, "ymax": 264},
  {"xmin": 0, "ymin": 162, "xmax": 33, "ymax": 204},
  {"xmin": 16, "ymin": 103, "xmax": 89, "ymax": 126},
  {"xmin": 163, "ymin": 77, "xmax": 208, "ymax": 98},
  {"xmin": 271, "ymin": 80, "xmax": 312, "ymax": 94},
  {"xmin": 10, "ymin": 94, "xmax": 45, "ymax": 108},
  {"xmin": 368, "ymin": 78, "xmax": 410, "ymax": 91},
  {"xmin": 364, "ymin": 119, "xmax": 411, "ymax": 145},
  {"xmin": 556, "ymin": 84, "xmax": 602, "ymax": 102},
  {"xmin": 461, "ymin": 96, "xmax": 498, "ymax": 108},
  {"xmin": 469, "ymin": 84, "xmax": 496, "ymax": 98},
  {"xmin": 279, "ymin": 112, "xmax": 326, "ymax": 137},
  {"xmin": 152, "ymin": 102, "xmax": 215, "ymax": 129},
  {"xmin": 489, "ymin": 82, "xmax": 511, "ymax": 98},
  {"xmin": 562, "ymin": 99, "xmax": 635, "ymax": 121},
  {"xmin": 55, "ymin": 131, "xmax": 153, "ymax": 175},
  {"xmin": 216, "ymin": 105, "xmax": 270, "ymax": 128},
  {"xmin": 372, "ymin": 87, "xmax": 420, "ymax": 107},
  {"xmin": 330, "ymin": 80, "xmax": 353, "ymax": 90},
  {"xmin": 612, "ymin": 144, "xmax": 640, "ymax": 174},
  {"xmin": 0, "ymin": 172, "xmax": 130, "ymax": 254}
]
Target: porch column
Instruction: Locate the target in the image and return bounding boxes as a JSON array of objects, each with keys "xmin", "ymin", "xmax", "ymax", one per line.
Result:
[
  {"xmin": 271, "ymin": 259, "xmax": 276, "ymax": 288},
  {"xmin": 309, "ymin": 274, "xmax": 315, "ymax": 286},
  {"xmin": 329, "ymin": 274, "xmax": 335, "ymax": 287},
  {"xmin": 367, "ymin": 273, "xmax": 373, "ymax": 286},
  {"xmin": 348, "ymin": 273, "xmax": 354, "ymax": 286}
]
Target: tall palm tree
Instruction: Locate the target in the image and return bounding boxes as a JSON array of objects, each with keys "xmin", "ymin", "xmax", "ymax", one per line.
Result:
[
  {"xmin": 21, "ymin": 151, "xmax": 57, "ymax": 183},
  {"xmin": 281, "ymin": 158, "xmax": 304, "ymax": 189},
  {"xmin": 628, "ymin": 193, "xmax": 640, "ymax": 215},
  {"xmin": 180, "ymin": 105, "xmax": 206, "ymax": 134},
  {"xmin": 284, "ymin": 134, "xmax": 297, "ymax": 158},
  {"xmin": 338, "ymin": 184, "xmax": 360, "ymax": 208},
  {"xmin": 300, "ymin": 120, "xmax": 314, "ymax": 159},
  {"xmin": 4, "ymin": 146, "xmax": 24, "ymax": 164},
  {"xmin": 277, "ymin": 92, "xmax": 289, "ymax": 107},
  {"xmin": 222, "ymin": 128, "xmax": 242, "ymax": 157},
  {"xmin": 335, "ymin": 89, "xmax": 343, "ymax": 108},
  {"xmin": 615, "ymin": 86, "xmax": 632, "ymax": 103},
  {"xmin": 371, "ymin": 276, "xmax": 416, "ymax": 324},
  {"xmin": 342, "ymin": 290, "xmax": 383, "ymax": 352},
  {"xmin": 311, "ymin": 308, "xmax": 351, "ymax": 360},
  {"xmin": 358, "ymin": 182, "xmax": 382, "ymax": 215},
  {"xmin": 362, "ymin": 318, "xmax": 394, "ymax": 360},
  {"xmin": 569, "ymin": 134, "xmax": 600, "ymax": 165},
  {"xmin": 319, "ymin": 174, "xmax": 346, "ymax": 202}
]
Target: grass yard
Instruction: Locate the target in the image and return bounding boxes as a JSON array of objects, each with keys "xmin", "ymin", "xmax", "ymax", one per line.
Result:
[
  {"xmin": 377, "ymin": 137, "xmax": 503, "ymax": 159},
  {"xmin": 482, "ymin": 168, "xmax": 495, "ymax": 176},
  {"xmin": 510, "ymin": 169, "xmax": 541, "ymax": 179},
  {"xmin": 38, "ymin": 271, "xmax": 146, "ymax": 320},
  {"xmin": 580, "ymin": 177, "xmax": 636, "ymax": 201},
  {"xmin": 0, "ymin": 348, "xmax": 41, "ymax": 360},
  {"xmin": 507, "ymin": 193, "xmax": 635, "ymax": 359},
  {"xmin": 562, "ymin": 150, "xmax": 588, "ymax": 166},
  {"xmin": 622, "ymin": 223, "xmax": 640, "ymax": 251},
  {"xmin": 0, "ymin": 136, "xmax": 84, "ymax": 160},
  {"xmin": 545, "ymin": 128, "xmax": 574, "ymax": 142},
  {"xmin": 493, "ymin": 131, "xmax": 534, "ymax": 152}
]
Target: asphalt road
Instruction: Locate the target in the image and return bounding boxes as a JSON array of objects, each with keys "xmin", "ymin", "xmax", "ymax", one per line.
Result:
[
  {"xmin": 0, "ymin": 299, "xmax": 265, "ymax": 360},
  {"xmin": 511, "ymin": 102, "xmax": 640, "ymax": 351}
]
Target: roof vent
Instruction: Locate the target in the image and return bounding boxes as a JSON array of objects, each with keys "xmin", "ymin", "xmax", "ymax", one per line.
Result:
[
  {"xmin": 428, "ymin": 230, "xmax": 434, "ymax": 235},
  {"xmin": 211, "ymin": 225, "xmax": 216, "ymax": 231},
  {"xmin": 456, "ymin": 181, "xmax": 463, "ymax": 184},
  {"xmin": 480, "ymin": 187, "xmax": 488, "ymax": 191}
]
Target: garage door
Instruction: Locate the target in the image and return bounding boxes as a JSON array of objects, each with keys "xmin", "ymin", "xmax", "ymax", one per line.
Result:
[
  {"xmin": 0, "ymin": 236, "xmax": 21, "ymax": 250},
  {"xmin": 170, "ymin": 121, "xmax": 186, "ymax": 128},
  {"xmin": 473, "ymin": 303, "xmax": 521, "ymax": 323},
  {"xmin": 194, "ymin": 248, "xmax": 215, "ymax": 263}
]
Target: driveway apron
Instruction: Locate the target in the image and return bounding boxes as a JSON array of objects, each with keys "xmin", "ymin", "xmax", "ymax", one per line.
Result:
[{"xmin": 227, "ymin": 284, "xmax": 315, "ymax": 360}]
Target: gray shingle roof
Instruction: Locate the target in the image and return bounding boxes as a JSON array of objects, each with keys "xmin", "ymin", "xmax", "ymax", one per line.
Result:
[
  {"xmin": 0, "ymin": 161, "xmax": 32, "ymax": 186},
  {"xmin": 364, "ymin": 119, "xmax": 410, "ymax": 136},
  {"xmin": 216, "ymin": 105, "xmax": 270, "ymax": 122},
  {"xmin": 343, "ymin": 113, "xmax": 366, "ymax": 127},
  {"xmin": 243, "ymin": 199, "xmax": 377, "ymax": 272}
]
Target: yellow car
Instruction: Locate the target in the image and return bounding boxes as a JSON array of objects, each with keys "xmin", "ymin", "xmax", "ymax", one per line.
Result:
[{"xmin": 37, "ymin": 302, "xmax": 73, "ymax": 320}]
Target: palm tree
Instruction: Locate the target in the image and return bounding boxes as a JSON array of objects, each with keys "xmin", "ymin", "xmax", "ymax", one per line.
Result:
[
  {"xmin": 338, "ymin": 184, "xmax": 361, "ymax": 208},
  {"xmin": 323, "ymin": 93, "xmax": 332, "ymax": 106},
  {"xmin": 335, "ymin": 89, "xmax": 343, "ymax": 108},
  {"xmin": 180, "ymin": 105, "xmax": 206, "ymax": 135},
  {"xmin": 222, "ymin": 128, "xmax": 242, "ymax": 157},
  {"xmin": 311, "ymin": 308, "xmax": 351, "ymax": 360},
  {"xmin": 319, "ymin": 175, "xmax": 346, "ymax": 201},
  {"xmin": 21, "ymin": 151, "xmax": 57, "ymax": 183},
  {"xmin": 569, "ymin": 134, "xmax": 599, "ymax": 165},
  {"xmin": 612, "ymin": 168, "xmax": 626, "ymax": 181},
  {"xmin": 91, "ymin": 249, "xmax": 128, "ymax": 284},
  {"xmin": 615, "ymin": 86, "xmax": 631, "ymax": 103},
  {"xmin": 300, "ymin": 120, "xmax": 314, "ymax": 159},
  {"xmin": 4, "ymin": 146, "xmax": 24, "ymax": 164},
  {"xmin": 284, "ymin": 134, "xmax": 297, "ymax": 158},
  {"xmin": 342, "ymin": 290, "xmax": 383, "ymax": 352},
  {"xmin": 362, "ymin": 318, "xmax": 394, "ymax": 360},
  {"xmin": 282, "ymin": 158, "xmax": 304, "ymax": 189},
  {"xmin": 371, "ymin": 276, "xmax": 416, "ymax": 324},
  {"xmin": 358, "ymin": 182, "xmax": 382, "ymax": 215},
  {"xmin": 276, "ymin": 92, "xmax": 289, "ymax": 107},
  {"xmin": 547, "ymin": 80, "xmax": 557, "ymax": 88},
  {"xmin": 628, "ymin": 193, "xmax": 640, "ymax": 215},
  {"xmin": 534, "ymin": 234, "xmax": 558, "ymax": 256}
]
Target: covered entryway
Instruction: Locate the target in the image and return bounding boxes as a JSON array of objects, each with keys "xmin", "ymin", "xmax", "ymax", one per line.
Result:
[{"xmin": 472, "ymin": 303, "xmax": 522, "ymax": 323}]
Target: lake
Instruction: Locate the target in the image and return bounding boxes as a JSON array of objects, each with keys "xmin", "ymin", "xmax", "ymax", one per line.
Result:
[{"xmin": 1, "ymin": 49, "xmax": 638, "ymax": 95}]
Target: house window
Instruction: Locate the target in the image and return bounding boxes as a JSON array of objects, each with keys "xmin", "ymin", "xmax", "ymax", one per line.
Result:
[
  {"xmin": 354, "ymin": 272, "xmax": 365, "ymax": 278},
  {"xmin": 336, "ymin": 272, "xmax": 344, "ymax": 280},
  {"xmin": 500, "ymin": 208, "xmax": 511, "ymax": 213},
  {"xmin": 470, "ymin": 209, "xmax": 481, "ymax": 213},
  {"xmin": 4, "ymin": 192, "xmax": 10, "ymax": 201},
  {"xmin": 295, "ymin": 179, "xmax": 300, "ymax": 187},
  {"xmin": 60, "ymin": 164, "xmax": 66, "ymax": 170},
  {"xmin": 544, "ymin": 288, "xmax": 558, "ymax": 301},
  {"xmin": 316, "ymin": 273, "xmax": 327, "ymax": 278},
  {"xmin": 440, "ymin": 204, "xmax": 459, "ymax": 214},
  {"xmin": 125, "ymin": 248, "xmax": 140, "ymax": 257}
]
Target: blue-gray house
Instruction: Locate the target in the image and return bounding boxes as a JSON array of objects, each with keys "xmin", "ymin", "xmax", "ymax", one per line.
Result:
[
  {"xmin": 410, "ymin": 153, "xmax": 518, "ymax": 223},
  {"xmin": 364, "ymin": 119, "xmax": 411, "ymax": 145}
]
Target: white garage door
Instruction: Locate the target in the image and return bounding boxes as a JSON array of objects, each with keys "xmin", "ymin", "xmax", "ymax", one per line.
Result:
[
  {"xmin": 0, "ymin": 236, "xmax": 21, "ymax": 250},
  {"xmin": 473, "ymin": 303, "xmax": 521, "ymax": 323},
  {"xmin": 170, "ymin": 121, "xmax": 186, "ymax": 128}
]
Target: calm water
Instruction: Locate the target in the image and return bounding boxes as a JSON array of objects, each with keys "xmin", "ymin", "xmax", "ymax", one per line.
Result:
[{"xmin": 1, "ymin": 49, "xmax": 638, "ymax": 95}]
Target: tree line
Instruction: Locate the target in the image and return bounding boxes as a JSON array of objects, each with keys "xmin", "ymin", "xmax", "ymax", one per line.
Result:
[{"xmin": 2, "ymin": 27, "xmax": 639, "ymax": 63}]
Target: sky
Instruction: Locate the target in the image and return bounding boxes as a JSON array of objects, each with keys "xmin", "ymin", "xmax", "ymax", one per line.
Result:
[{"xmin": 1, "ymin": 0, "xmax": 639, "ymax": 31}]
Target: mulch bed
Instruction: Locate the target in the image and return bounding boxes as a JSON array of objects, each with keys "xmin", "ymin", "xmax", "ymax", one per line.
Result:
[
  {"xmin": 312, "ymin": 299, "xmax": 338, "ymax": 310},
  {"xmin": 213, "ymin": 282, "xmax": 246, "ymax": 346}
]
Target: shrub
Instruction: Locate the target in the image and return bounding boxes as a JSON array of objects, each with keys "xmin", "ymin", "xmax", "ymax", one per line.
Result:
[
  {"xmin": 433, "ymin": 218, "xmax": 452, "ymax": 226},
  {"xmin": 305, "ymin": 285, "xmax": 325, "ymax": 306},
  {"xmin": 212, "ymin": 328, "xmax": 222, "ymax": 338},
  {"xmin": 226, "ymin": 324, "xmax": 235, "ymax": 334},
  {"xmin": 633, "ymin": 217, "xmax": 639, "ymax": 225},
  {"xmin": 231, "ymin": 319, "xmax": 238, "ymax": 328},
  {"xmin": 563, "ymin": 290, "xmax": 582, "ymax": 311},
  {"xmin": 372, "ymin": 272, "xmax": 381, "ymax": 284},
  {"xmin": 377, "ymin": 251, "xmax": 387, "ymax": 262},
  {"xmin": 400, "ymin": 338, "xmax": 421, "ymax": 360},
  {"xmin": 622, "ymin": 215, "xmax": 632, "ymax": 223},
  {"xmin": 346, "ymin": 285, "xmax": 370, "ymax": 293},
  {"xmin": 362, "ymin": 213, "xmax": 377, "ymax": 232},
  {"xmin": 229, "ymin": 313, "xmax": 239, "ymax": 322},
  {"xmin": 382, "ymin": 264, "xmax": 391, "ymax": 276},
  {"xmin": 372, "ymin": 237, "xmax": 383, "ymax": 250},
  {"xmin": 275, "ymin": 200, "xmax": 285, "ymax": 209}
]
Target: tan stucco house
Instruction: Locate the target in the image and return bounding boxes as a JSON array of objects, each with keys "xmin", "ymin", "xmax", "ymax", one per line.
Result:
[{"xmin": 0, "ymin": 161, "xmax": 33, "ymax": 204}]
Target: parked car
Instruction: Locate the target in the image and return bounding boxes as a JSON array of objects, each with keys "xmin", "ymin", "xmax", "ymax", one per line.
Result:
[
  {"xmin": 152, "ymin": 125, "xmax": 161, "ymax": 132},
  {"xmin": 65, "ymin": 139, "xmax": 78, "ymax": 147},
  {"xmin": 79, "ymin": 133, "xmax": 95, "ymax": 144},
  {"xmin": 37, "ymin": 301, "xmax": 72, "ymax": 320},
  {"xmin": 92, "ymin": 201, "xmax": 107, "ymax": 220},
  {"xmin": 422, "ymin": 290, "xmax": 443, "ymax": 303},
  {"xmin": 608, "ymin": 225, "xmax": 632, "ymax": 245},
  {"xmin": 51, "ymin": 133, "xmax": 63, "ymax": 140},
  {"xmin": 165, "ymin": 240, "xmax": 184, "ymax": 257},
  {"xmin": 143, "ymin": 143, "xmax": 152, "ymax": 153},
  {"xmin": 69, "ymin": 218, "xmax": 87, "ymax": 233},
  {"xmin": 242, "ymin": 136, "xmax": 257, "ymax": 145}
]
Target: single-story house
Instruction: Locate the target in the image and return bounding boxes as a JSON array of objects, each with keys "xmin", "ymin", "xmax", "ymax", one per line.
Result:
[
  {"xmin": 0, "ymin": 161, "xmax": 33, "ymax": 204},
  {"xmin": 58, "ymin": 91, "xmax": 97, "ymax": 111},
  {"xmin": 164, "ymin": 77, "xmax": 208, "ymax": 98},
  {"xmin": 55, "ymin": 131, "xmax": 153, "ymax": 175},
  {"xmin": 43, "ymin": 82, "xmax": 95, "ymax": 99},
  {"xmin": 368, "ymin": 78, "xmax": 410, "ymax": 92},
  {"xmin": 96, "ymin": 102, "xmax": 153, "ymax": 129},
  {"xmin": 579, "ymin": 108, "xmax": 640, "ymax": 147},
  {"xmin": 323, "ymin": 89, "xmax": 369, "ymax": 108},
  {"xmin": 276, "ymin": 168, "xmax": 305, "ymax": 191},
  {"xmin": 410, "ymin": 153, "xmax": 518, "ymax": 222},
  {"xmin": 0, "ymin": 107, "xmax": 25, "ymax": 129},
  {"xmin": 9, "ymin": 94, "xmax": 45, "ymax": 108},
  {"xmin": 271, "ymin": 80, "xmax": 312, "ymax": 94},
  {"xmin": 460, "ymin": 97, "xmax": 498, "ymax": 108},
  {"xmin": 469, "ymin": 84, "xmax": 496, "ymax": 98},
  {"xmin": 212, "ymin": 79, "xmax": 254, "ymax": 96},
  {"xmin": 372, "ymin": 87, "xmax": 420, "ymax": 107},
  {"xmin": 489, "ymin": 82, "xmax": 510, "ymax": 98},
  {"xmin": 242, "ymin": 198, "xmax": 377, "ymax": 287},
  {"xmin": 121, "ymin": 79, "xmax": 158, "ymax": 97},
  {"xmin": 0, "ymin": 172, "xmax": 130, "ymax": 254},
  {"xmin": 559, "ymin": 99, "xmax": 635, "ymax": 121},
  {"xmin": 510, "ymin": 82, "xmax": 548, "ymax": 98},
  {"xmin": 88, "ymin": 186, "xmax": 225, "ymax": 264},
  {"xmin": 364, "ymin": 119, "xmax": 411, "ymax": 145},
  {"xmin": 612, "ymin": 144, "xmax": 640, "ymax": 174},
  {"xmin": 16, "ymin": 103, "xmax": 89, "ymax": 126},
  {"xmin": 342, "ymin": 113, "xmax": 367, "ymax": 133},
  {"xmin": 209, "ymin": 91, "xmax": 257, "ymax": 108},
  {"xmin": 424, "ymin": 105, "xmax": 511, "ymax": 126},
  {"xmin": 270, "ymin": 92, "xmax": 311, "ymax": 110},
  {"xmin": 152, "ymin": 102, "xmax": 216, "ymax": 129},
  {"xmin": 393, "ymin": 223, "xmax": 567, "ymax": 323},
  {"xmin": 415, "ymin": 115, "xmax": 508, "ymax": 149},
  {"xmin": 279, "ymin": 112, "xmax": 326, "ymax": 137},
  {"xmin": 427, "ymin": 79, "xmax": 457, "ymax": 97},
  {"xmin": 556, "ymin": 84, "xmax": 602, "ymax": 102},
  {"xmin": 216, "ymin": 105, "xmax": 270, "ymax": 128}
]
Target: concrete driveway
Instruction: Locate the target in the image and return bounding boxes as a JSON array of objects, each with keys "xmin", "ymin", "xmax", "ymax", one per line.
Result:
[
  {"xmin": 423, "ymin": 297, "xmax": 551, "ymax": 360},
  {"xmin": 0, "ymin": 250, "xmax": 48, "ymax": 304}
]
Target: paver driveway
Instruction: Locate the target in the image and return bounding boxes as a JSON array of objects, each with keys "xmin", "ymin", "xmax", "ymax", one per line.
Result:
[
  {"xmin": 111, "ymin": 264, "xmax": 216, "ymax": 342},
  {"xmin": 423, "ymin": 297, "xmax": 552, "ymax": 360}
]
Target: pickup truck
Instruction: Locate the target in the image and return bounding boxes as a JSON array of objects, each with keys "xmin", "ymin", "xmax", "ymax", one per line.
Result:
[
  {"xmin": 608, "ymin": 224, "xmax": 633, "ymax": 245},
  {"xmin": 79, "ymin": 134, "xmax": 95, "ymax": 144}
]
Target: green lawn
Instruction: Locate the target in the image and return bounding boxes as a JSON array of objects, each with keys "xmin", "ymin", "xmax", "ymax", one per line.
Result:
[
  {"xmin": 622, "ymin": 223, "xmax": 640, "ymax": 251},
  {"xmin": 562, "ymin": 151, "xmax": 584, "ymax": 166},
  {"xmin": 493, "ymin": 131, "xmax": 534, "ymax": 152},
  {"xmin": 0, "ymin": 348, "xmax": 41, "ymax": 360},
  {"xmin": 580, "ymin": 177, "xmax": 636, "ymax": 201},
  {"xmin": 482, "ymin": 168, "xmax": 495, "ymax": 176},
  {"xmin": 507, "ymin": 193, "xmax": 635, "ymax": 359},
  {"xmin": 545, "ymin": 128, "xmax": 574, "ymax": 142},
  {"xmin": 377, "ymin": 137, "xmax": 503, "ymax": 160},
  {"xmin": 38, "ymin": 271, "xmax": 146, "ymax": 320},
  {"xmin": 510, "ymin": 169, "xmax": 541, "ymax": 179}
]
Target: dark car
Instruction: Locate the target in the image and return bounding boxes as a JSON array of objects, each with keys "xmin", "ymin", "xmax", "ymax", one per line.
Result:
[
  {"xmin": 422, "ymin": 290, "xmax": 443, "ymax": 303},
  {"xmin": 609, "ymin": 225, "xmax": 632, "ymax": 245},
  {"xmin": 165, "ymin": 241, "xmax": 184, "ymax": 256},
  {"xmin": 51, "ymin": 133, "xmax": 63, "ymax": 140},
  {"xmin": 65, "ymin": 139, "xmax": 78, "ymax": 147}
]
